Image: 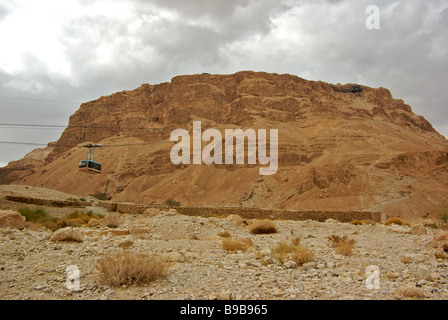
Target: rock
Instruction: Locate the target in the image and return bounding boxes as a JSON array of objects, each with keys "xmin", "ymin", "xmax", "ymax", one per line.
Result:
[
  {"xmin": 217, "ymin": 291, "xmax": 232, "ymax": 300},
  {"xmin": 166, "ymin": 209, "xmax": 179, "ymax": 216},
  {"xmin": 417, "ymin": 266, "xmax": 433, "ymax": 281},
  {"xmin": 101, "ymin": 229, "xmax": 129, "ymax": 236},
  {"xmin": 50, "ymin": 227, "xmax": 84, "ymax": 242},
  {"xmin": 284, "ymin": 261, "xmax": 296, "ymax": 269},
  {"xmin": 167, "ymin": 252, "xmax": 185, "ymax": 262},
  {"xmin": 0, "ymin": 210, "xmax": 25, "ymax": 230},
  {"xmin": 225, "ymin": 214, "xmax": 247, "ymax": 227},
  {"xmin": 387, "ymin": 225, "xmax": 410, "ymax": 234},
  {"xmin": 129, "ymin": 226, "xmax": 151, "ymax": 235},
  {"xmin": 326, "ymin": 261, "xmax": 335, "ymax": 268},
  {"xmin": 88, "ymin": 219, "xmax": 102, "ymax": 228},
  {"xmin": 325, "ymin": 218, "xmax": 339, "ymax": 224},
  {"xmin": 261, "ymin": 257, "xmax": 275, "ymax": 265},
  {"xmin": 272, "ymin": 288, "xmax": 283, "ymax": 297},
  {"xmin": 410, "ymin": 224, "xmax": 426, "ymax": 235},
  {"xmin": 144, "ymin": 208, "xmax": 160, "ymax": 217},
  {"xmin": 417, "ymin": 280, "xmax": 427, "ymax": 287},
  {"xmin": 302, "ymin": 262, "xmax": 316, "ymax": 270},
  {"xmin": 394, "ymin": 286, "xmax": 425, "ymax": 298},
  {"xmin": 316, "ymin": 263, "xmax": 326, "ymax": 269},
  {"xmin": 430, "ymin": 272, "xmax": 440, "ymax": 281}
]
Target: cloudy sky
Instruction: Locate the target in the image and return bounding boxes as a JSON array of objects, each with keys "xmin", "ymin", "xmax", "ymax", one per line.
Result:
[{"xmin": 0, "ymin": 0, "xmax": 447, "ymax": 167}]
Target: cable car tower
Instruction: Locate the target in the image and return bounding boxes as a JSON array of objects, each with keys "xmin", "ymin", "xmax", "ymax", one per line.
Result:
[{"xmin": 78, "ymin": 144, "xmax": 102, "ymax": 173}]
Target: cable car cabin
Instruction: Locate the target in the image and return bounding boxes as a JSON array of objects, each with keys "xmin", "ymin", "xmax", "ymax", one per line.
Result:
[
  {"xmin": 79, "ymin": 143, "xmax": 102, "ymax": 173},
  {"xmin": 78, "ymin": 160, "xmax": 102, "ymax": 173}
]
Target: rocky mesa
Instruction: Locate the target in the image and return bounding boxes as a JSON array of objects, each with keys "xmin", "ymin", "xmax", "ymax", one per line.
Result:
[{"xmin": 1, "ymin": 71, "xmax": 448, "ymax": 221}]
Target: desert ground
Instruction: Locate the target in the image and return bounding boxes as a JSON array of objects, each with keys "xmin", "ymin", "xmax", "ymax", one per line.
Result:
[{"xmin": 0, "ymin": 185, "xmax": 447, "ymax": 301}]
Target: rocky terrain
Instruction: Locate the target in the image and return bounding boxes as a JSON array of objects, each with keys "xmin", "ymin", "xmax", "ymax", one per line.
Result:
[
  {"xmin": 1, "ymin": 71, "xmax": 447, "ymax": 222},
  {"xmin": 1, "ymin": 196, "xmax": 447, "ymax": 301}
]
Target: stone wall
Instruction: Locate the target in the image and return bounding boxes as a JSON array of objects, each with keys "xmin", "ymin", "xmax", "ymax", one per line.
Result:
[
  {"xmin": 2, "ymin": 194, "xmax": 381, "ymax": 222},
  {"xmin": 174, "ymin": 206, "xmax": 381, "ymax": 223},
  {"xmin": 97, "ymin": 201, "xmax": 381, "ymax": 222},
  {"xmin": 4, "ymin": 195, "xmax": 87, "ymax": 208}
]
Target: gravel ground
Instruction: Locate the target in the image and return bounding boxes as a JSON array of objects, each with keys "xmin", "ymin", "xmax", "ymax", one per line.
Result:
[{"xmin": 1, "ymin": 209, "xmax": 447, "ymax": 301}]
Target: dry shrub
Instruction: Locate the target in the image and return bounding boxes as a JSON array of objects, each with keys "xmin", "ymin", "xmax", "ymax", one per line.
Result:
[
  {"xmin": 118, "ymin": 240, "xmax": 134, "ymax": 249},
  {"xmin": 67, "ymin": 211, "xmax": 102, "ymax": 224},
  {"xmin": 384, "ymin": 217, "xmax": 410, "ymax": 226},
  {"xmin": 291, "ymin": 246, "xmax": 315, "ymax": 266},
  {"xmin": 104, "ymin": 213, "xmax": 121, "ymax": 228},
  {"xmin": 350, "ymin": 219, "xmax": 376, "ymax": 225},
  {"xmin": 97, "ymin": 251, "xmax": 170, "ymax": 287},
  {"xmin": 218, "ymin": 231, "xmax": 231, "ymax": 238},
  {"xmin": 238, "ymin": 237, "xmax": 254, "ymax": 249},
  {"xmin": 336, "ymin": 240, "xmax": 355, "ymax": 256},
  {"xmin": 328, "ymin": 234, "xmax": 356, "ymax": 256},
  {"xmin": 249, "ymin": 219, "xmax": 277, "ymax": 235},
  {"xmin": 291, "ymin": 236, "xmax": 301, "ymax": 246},
  {"xmin": 435, "ymin": 252, "xmax": 448, "ymax": 260},
  {"xmin": 24, "ymin": 221, "xmax": 42, "ymax": 231},
  {"xmin": 271, "ymin": 239, "xmax": 314, "ymax": 266},
  {"xmin": 222, "ymin": 238, "xmax": 253, "ymax": 252}
]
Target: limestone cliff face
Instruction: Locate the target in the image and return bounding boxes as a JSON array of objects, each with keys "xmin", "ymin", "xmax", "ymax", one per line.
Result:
[{"xmin": 2, "ymin": 71, "xmax": 448, "ymax": 220}]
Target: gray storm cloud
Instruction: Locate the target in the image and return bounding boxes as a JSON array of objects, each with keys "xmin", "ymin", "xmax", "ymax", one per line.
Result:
[{"xmin": 0, "ymin": 0, "xmax": 447, "ymax": 167}]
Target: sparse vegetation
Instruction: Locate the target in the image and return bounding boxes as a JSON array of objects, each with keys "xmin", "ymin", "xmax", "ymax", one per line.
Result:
[
  {"xmin": 218, "ymin": 231, "xmax": 231, "ymax": 238},
  {"xmin": 249, "ymin": 219, "xmax": 277, "ymax": 234},
  {"xmin": 67, "ymin": 211, "xmax": 103, "ymax": 222},
  {"xmin": 18, "ymin": 208, "xmax": 106, "ymax": 231},
  {"xmin": 350, "ymin": 219, "xmax": 376, "ymax": 225},
  {"xmin": 104, "ymin": 213, "xmax": 121, "ymax": 228},
  {"xmin": 328, "ymin": 234, "xmax": 356, "ymax": 256},
  {"xmin": 18, "ymin": 207, "xmax": 49, "ymax": 222},
  {"xmin": 97, "ymin": 251, "xmax": 171, "ymax": 287},
  {"xmin": 384, "ymin": 217, "xmax": 410, "ymax": 226},
  {"xmin": 271, "ymin": 238, "xmax": 315, "ymax": 266},
  {"xmin": 165, "ymin": 198, "xmax": 181, "ymax": 207},
  {"xmin": 118, "ymin": 240, "xmax": 134, "ymax": 250},
  {"xmin": 18, "ymin": 207, "xmax": 59, "ymax": 231},
  {"xmin": 91, "ymin": 191, "xmax": 108, "ymax": 200},
  {"xmin": 437, "ymin": 201, "xmax": 448, "ymax": 225},
  {"xmin": 336, "ymin": 239, "xmax": 355, "ymax": 256},
  {"xmin": 435, "ymin": 252, "xmax": 448, "ymax": 260},
  {"xmin": 222, "ymin": 238, "xmax": 253, "ymax": 252}
]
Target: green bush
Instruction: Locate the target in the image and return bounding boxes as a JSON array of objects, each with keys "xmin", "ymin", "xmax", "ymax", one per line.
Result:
[
  {"xmin": 91, "ymin": 191, "xmax": 108, "ymax": 200},
  {"xmin": 18, "ymin": 207, "xmax": 59, "ymax": 231},
  {"xmin": 437, "ymin": 201, "xmax": 448, "ymax": 224},
  {"xmin": 165, "ymin": 199, "xmax": 180, "ymax": 206},
  {"xmin": 18, "ymin": 207, "xmax": 49, "ymax": 222}
]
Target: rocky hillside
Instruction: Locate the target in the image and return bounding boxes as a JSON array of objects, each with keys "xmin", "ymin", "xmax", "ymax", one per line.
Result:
[{"xmin": 1, "ymin": 71, "xmax": 448, "ymax": 221}]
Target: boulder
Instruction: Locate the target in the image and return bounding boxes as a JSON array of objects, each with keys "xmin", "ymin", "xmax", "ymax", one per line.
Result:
[
  {"xmin": 410, "ymin": 224, "xmax": 426, "ymax": 235},
  {"xmin": 0, "ymin": 210, "xmax": 26, "ymax": 230},
  {"xmin": 144, "ymin": 208, "xmax": 161, "ymax": 217},
  {"xmin": 50, "ymin": 227, "xmax": 84, "ymax": 242},
  {"xmin": 393, "ymin": 286, "xmax": 425, "ymax": 298},
  {"xmin": 417, "ymin": 265, "xmax": 433, "ymax": 281}
]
